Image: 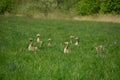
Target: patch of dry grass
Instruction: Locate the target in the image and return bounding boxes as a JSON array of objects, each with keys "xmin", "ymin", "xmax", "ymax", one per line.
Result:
[
  {"xmin": 15, "ymin": 13, "xmax": 120, "ymax": 23},
  {"xmin": 73, "ymin": 15, "xmax": 120, "ymax": 23}
]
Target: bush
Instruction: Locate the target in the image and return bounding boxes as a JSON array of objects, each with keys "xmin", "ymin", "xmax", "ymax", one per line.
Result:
[
  {"xmin": 100, "ymin": 0, "xmax": 120, "ymax": 14},
  {"xmin": 76, "ymin": 0, "xmax": 100, "ymax": 15},
  {"xmin": 56, "ymin": 0, "xmax": 80, "ymax": 10},
  {"xmin": 76, "ymin": 0, "xmax": 120, "ymax": 15},
  {"xmin": 0, "ymin": 0, "xmax": 13, "ymax": 14},
  {"xmin": 15, "ymin": 0, "xmax": 57, "ymax": 17}
]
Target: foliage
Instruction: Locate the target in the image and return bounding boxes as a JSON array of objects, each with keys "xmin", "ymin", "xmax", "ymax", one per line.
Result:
[
  {"xmin": 100, "ymin": 0, "xmax": 120, "ymax": 14},
  {"xmin": 15, "ymin": 0, "xmax": 57, "ymax": 16},
  {"xmin": 56, "ymin": 0, "xmax": 80, "ymax": 10},
  {"xmin": 0, "ymin": 0, "xmax": 13, "ymax": 14},
  {"xmin": 76, "ymin": 0, "xmax": 120, "ymax": 15},
  {"xmin": 0, "ymin": 0, "xmax": 120, "ymax": 15},
  {"xmin": 76, "ymin": 0, "xmax": 100, "ymax": 15}
]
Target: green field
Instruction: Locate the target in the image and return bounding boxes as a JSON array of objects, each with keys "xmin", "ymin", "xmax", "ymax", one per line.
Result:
[{"xmin": 0, "ymin": 16, "xmax": 120, "ymax": 80}]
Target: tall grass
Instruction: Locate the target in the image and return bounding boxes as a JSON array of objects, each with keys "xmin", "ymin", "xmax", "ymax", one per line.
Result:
[{"xmin": 0, "ymin": 16, "xmax": 120, "ymax": 80}]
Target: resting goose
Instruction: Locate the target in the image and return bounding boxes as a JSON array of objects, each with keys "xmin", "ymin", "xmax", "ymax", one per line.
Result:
[{"xmin": 28, "ymin": 38, "xmax": 38, "ymax": 52}]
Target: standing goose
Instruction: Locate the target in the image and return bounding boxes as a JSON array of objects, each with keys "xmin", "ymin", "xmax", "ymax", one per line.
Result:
[
  {"xmin": 36, "ymin": 34, "xmax": 44, "ymax": 47},
  {"xmin": 64, "ymin": 42, "xmax": 70, "ymax": 53},
  {"xmin": 70, "ymin": 36, "xmax": 74, "ymax": 44},
  {"xmin": 75, "ymin": 37, "xmax": 79, "ymax": 46},
  {"xmin": 48, "ymin": 38, "xmax": 52, "ymax": 47}
]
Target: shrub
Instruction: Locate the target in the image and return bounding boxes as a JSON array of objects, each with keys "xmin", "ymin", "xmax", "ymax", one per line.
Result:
[
  {"xmin": 76, "ymin": 0, "xmax": 100, "ymax": 15},
  {"xmin": 15, "ymin": 0, "xmax": 57, "ymax": 17},
  {"xmin": 100, "ymin": 0, "xmax": 120, "ymax": 14},
  {"xmin": 56, "ymin": 0, "xmax": 80, "ymax": 10},
  {"xmin": 0, "ymin": 0, "xmax": 13, "ymax": 14}
]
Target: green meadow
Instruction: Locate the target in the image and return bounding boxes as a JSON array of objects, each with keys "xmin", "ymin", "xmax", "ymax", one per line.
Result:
[{"xmin": 0, "ymin": 16, "xmax": 120, "ymax": 80}]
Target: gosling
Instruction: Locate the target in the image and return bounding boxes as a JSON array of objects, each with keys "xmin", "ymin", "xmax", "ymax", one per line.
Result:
[
  {"xmin": 75, "ymin": 37, "xmax": 79, "ymax": 46},
  {"xmin": 64, "ymin": 42, "xmax": 70, "ymax": 53},
  {"xmin": 95, "ymin": 45, "xmax": 105, "ymax": 55},
  {"xmin": 36, "ymin": 34, "xmax": 44, "ymax": 47},
  {"xmin": 70, "ymin": 35, "xmax": 74, "ymax": 44},
  {"xmin": 28, "ymin": 38, "xmax": 38, "ymax": 52},
  {"xmin": 48, "ymin": 38, "xmax": 52, "ymax": 46}
]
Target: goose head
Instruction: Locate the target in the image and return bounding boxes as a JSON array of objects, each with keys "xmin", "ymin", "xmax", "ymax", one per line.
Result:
[
  {"xmin": 29, "ymin": 38, "xmax": 33, "ymax": 43},
  {"xmin": 36, "ymin": 34, "xmax": 40, "ymax": 37}
]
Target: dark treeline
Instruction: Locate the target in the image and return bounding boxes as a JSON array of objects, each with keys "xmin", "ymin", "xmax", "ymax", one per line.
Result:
[{"xmin": 0, "ymin": 0, "xmax": 120, "ymax": 16}]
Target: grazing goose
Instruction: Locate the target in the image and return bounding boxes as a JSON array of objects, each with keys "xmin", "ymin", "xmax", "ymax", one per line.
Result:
[
  {"xmin": 28, "ymin": 38, "xmax": 38, "ymax": 52},
  {"xmin": 36, "ymin": 34, "xmax": 44, "ymax": 47},
  {"xmin": 64, "ymin": 42, "xmax": 70, "ymax": 53}
]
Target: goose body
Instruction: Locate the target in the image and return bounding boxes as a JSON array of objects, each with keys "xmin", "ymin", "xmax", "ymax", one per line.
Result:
[
  {"xmin": 75, "ymin": 41, "xmax": 79, "ymax": 45},
  {"xmin": 37, "ymin": 37, "xmax": 43, "ymax": 47},
  {"xmin": 28, "ymin": 43, "xmax": 38, "ymax": 51},
  {"xmin": 37, "ymin": 37, "xmax": 40, "ymax": 43},
  {"xmin": 64, "ymin": 45, "xmax": 69, "ymax": 53}
]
